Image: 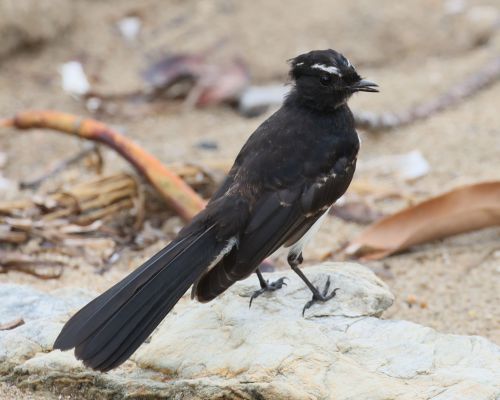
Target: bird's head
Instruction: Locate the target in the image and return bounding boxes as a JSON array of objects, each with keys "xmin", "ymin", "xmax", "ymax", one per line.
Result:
[{"xmin": 288, "ymin": 49, "xmax": 378, "ymax": 111}]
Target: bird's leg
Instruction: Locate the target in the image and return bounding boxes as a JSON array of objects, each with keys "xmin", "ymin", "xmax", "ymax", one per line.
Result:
[
  {"xmin": 287, "ymin": 252, "xmax": 339, "ymax": 316},
  {"xmin": 249, "ymin": 268, "xmax": 287, "ymax": 307}
]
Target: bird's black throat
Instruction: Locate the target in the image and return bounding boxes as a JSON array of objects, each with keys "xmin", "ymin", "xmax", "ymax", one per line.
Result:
[{"xmin": 285, "ymin": 87, "xmax": 352, "ymax": 113}]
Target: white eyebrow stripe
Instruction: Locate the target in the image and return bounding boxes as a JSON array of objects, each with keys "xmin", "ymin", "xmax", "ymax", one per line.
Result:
[{"xmin": 311, "ymin": 63, "xmax": 341, "ymax": 76}]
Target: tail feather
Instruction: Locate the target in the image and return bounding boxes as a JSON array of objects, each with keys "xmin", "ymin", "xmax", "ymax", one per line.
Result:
[
  {"xmin": 54, "ymin": 235, "xmax": 192, "ymax": 351},
  {"xmin": 54, "ymin": 225, "xmax": 229, "ymax": 371},
  {"xmin": 93, "ymin": 278, "xmax": 190, "ymax": 371},
  {"xmin": 76, "ymin": 236, "xmax": 211, "ymax": 368}
]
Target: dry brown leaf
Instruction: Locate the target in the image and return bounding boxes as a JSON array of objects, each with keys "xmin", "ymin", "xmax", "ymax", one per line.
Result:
[{"xmin": 345, "ymin": 181, "xmax": 500, "ymax": 260}]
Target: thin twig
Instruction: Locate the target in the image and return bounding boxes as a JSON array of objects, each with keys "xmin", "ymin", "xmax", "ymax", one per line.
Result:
[
  {"xmin": 0, "ymin": 250, "xmax": 65, "ymax": 279},
  {"xmin": 466, "ymin": 247, "xmax": 498, "ymax": 273},
  {"xmin": 20, "ymin": 144, "xmax": 99, "ymax": 190},
  {"xmin": 0, "ymin": 118, "xmax": 14, "ymax": 128},
  {"xmin": 354, "ymin": 56, "xmax": 500, "ymax": 132},
  {"xmin": 0, "ymin": 318, "xmax": 25, "ymax": 331}
]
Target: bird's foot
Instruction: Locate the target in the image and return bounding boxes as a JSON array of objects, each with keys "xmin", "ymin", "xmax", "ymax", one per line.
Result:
[
  {"xmin": 302, "ymin": 276, "xmax": 339, "ymax": 316},
  {"xmin": 249, "ymin": 277, "xmax": 287, "ymax": 307}
]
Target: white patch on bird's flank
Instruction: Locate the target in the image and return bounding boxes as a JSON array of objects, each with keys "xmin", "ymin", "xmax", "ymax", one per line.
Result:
[
  {"xmin": 191, "ymin": 236, "xmax": 239, "ymax": 299},
  {"xmin": 311, "ymin": 63, "xmax": 341, "ymax": 76},
  {"xmin": 295, "ymin": 62, "xmax": 304, "ymax": 66},
  {"xmin": 357, "ymin": 131, "xmax": 362, "ymax": 145},
  {"xmin": 287, "ymin": 208, "xmax": 330, "ymax": 259},
  {"xmin": 208, "ymin": 236, "xmax": 238, "ymax": 272}
]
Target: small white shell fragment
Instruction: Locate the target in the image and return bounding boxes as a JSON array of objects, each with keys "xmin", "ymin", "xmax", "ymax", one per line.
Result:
[
  {"xmin": 395, "ymin": 150, "xmax": 431, "ymax": 180},
  {"xmin": 444, "ymin": 0, "xmax": 466, "ymax": 15},
  {"xmin": 359, "ymin": 150, "xmax": 431, "ymax": 181},
  {"xmin": 59, "ymin": 61, "xmax": 90, "ymax": 96},
  {"xmin": 0, "ymin": 174, "xmax": 14, "ymax": 192},
  {"xmin": 117, "ymin": 16, "xmax": 142, "ymax": 41},
  {"xmin": 86, "ymin": 97, "xmax": 102, "ymax": 113}
]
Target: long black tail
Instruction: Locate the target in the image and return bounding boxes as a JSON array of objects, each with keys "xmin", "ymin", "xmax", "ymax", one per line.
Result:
[{"xmin": 53, "ymin": 225, "xmax": 227, "ymax": 371}]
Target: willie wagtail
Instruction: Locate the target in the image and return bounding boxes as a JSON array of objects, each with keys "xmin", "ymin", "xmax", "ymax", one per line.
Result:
[{"xmin": 54, "ymin": 49, "xmax": 378, "ymax": 371}]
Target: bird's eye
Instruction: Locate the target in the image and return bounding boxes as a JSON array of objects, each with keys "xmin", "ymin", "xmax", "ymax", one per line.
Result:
[{"xmin": 319, "ymin": 75, "xmax": 332, "ymax": 86}]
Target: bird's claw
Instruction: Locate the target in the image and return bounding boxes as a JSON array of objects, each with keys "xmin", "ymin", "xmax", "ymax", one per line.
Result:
[
  {"xmin": 302, "ymin": 277, "xmax": 339, "ymax": 316},
  {"xmin": 249, "ymin": 277, "xmax": 287, "ymax": 308}
]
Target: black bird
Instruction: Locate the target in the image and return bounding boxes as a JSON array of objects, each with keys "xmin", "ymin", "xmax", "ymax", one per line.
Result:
[{"xmin": 54, "ymin": 49, "xmax": 378, "ymax": 371}]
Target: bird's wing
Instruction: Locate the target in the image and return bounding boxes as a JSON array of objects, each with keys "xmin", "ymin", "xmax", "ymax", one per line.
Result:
[
  {"xmin": 194, "ymin": 156, "xmax": 356, "ymax": 301},
  {"xmin": 243, "ymin": 155, "xmax": 356, "ymax": 262}
]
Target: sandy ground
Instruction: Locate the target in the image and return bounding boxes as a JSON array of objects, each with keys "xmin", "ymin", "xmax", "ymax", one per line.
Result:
[{"xmin": 1, "ymin": 0, "xmax": 499, "ymax": 398}]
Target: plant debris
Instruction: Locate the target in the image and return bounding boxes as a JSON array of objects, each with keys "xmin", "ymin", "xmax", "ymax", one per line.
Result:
[
  {"xmin": 142, "ymin": 52, "xmax": 250, "ymax": 107},
  {"xmin": 76, "ymin": 48, "xmax": 251, "ymax": 116},
  {"xmin": 1, "ymin": 173, "xmax": 140, "ymax": 238},
  {"xmin": 1, "ymin": 110, "xmax": 206, "ymax": 220},
  {"xmin": 354, "ymin": 56, "xmax": 500, "ymax": 132},
  {"xmin": 19, "ymin": 143, "xmax": 101, "ymax": 190},
  {"xmin": 0, "ymin": 111, "xmax": 235, "ymax": 278},
  {"xmin": 0, "ymin": 317, "xmax": 25, "ymax": 331},
  {"xmin": 0, "ymin": 250, "xmax": 69, "ymax": 279},
  {"xmin": 0, "ymin": 173, "xmax": 143, "ymax": 276}
]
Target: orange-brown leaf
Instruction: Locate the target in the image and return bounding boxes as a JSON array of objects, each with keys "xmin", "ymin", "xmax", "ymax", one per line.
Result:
[{"xmin": 345, "ymin": 181, "xmax": 500, "ymax": 260}]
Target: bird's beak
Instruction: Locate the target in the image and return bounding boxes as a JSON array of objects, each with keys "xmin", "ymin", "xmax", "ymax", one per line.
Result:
[{"xmin": 350, "ymin": 79, "xmax": 379, "ymax": 93}]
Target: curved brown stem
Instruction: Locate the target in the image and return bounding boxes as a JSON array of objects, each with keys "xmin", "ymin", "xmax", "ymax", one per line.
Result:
[{"xmin": 1, "ymin": 110, "xmax": 206, "ymax": 221}]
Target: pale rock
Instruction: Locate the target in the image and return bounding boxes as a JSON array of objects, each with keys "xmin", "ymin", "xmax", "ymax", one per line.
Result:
[
  {"xmin": 0, "ymin": 285, "xmax": 92, "ymax": 370},
  {"xmin": 0, "ymin": 284, "xmax": 92, "ymax": 325},
  {"xmin": 1, "ymin": 263, "xmax": 499, "ymax": 399}
]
